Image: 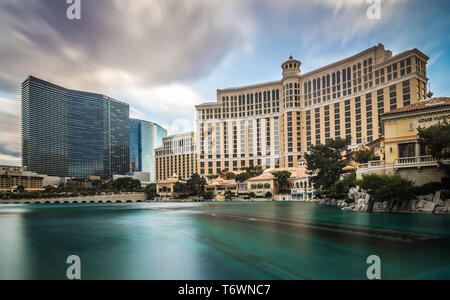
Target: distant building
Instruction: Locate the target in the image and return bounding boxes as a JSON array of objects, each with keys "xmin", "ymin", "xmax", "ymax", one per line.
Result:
[
  {"xmin": 0, "ymin": 166, "xmax": 44, "ymax": 191},
  {"xmin": 129, "ymin": 119, "xmax": 167, "ymax": 182},
  {"xmin": 21, "ymin": 76, "xmax": 130, "ymax": 179},
  {"xmin": 357, "ymin": 97, "xmax": 450, "ymax": 185},
  {"xmin": 155, "ymin": 132, "xmax": 197, "ymax": 181},
  {"xmin": 113, "ymin": 172, "xmax": 151, "ymax": 186}
]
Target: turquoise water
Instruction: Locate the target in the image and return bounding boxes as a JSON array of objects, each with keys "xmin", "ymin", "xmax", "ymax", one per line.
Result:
[{"xmin": 0, "ymin": 202, "xmax": 449, "ymax": 280}]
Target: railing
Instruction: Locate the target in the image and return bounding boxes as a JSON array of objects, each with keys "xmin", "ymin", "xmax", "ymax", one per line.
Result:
[
  {"xmin": 357, "ymin": 160, "xmax": 385, "ymax": 170},
  {"xmin": 394, "ymin": 156, "xmax": 437, "ymax": 166}
]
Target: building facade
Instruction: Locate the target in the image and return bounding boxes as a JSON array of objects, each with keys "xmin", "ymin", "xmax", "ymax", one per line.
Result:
[
  {"xmin": 357, "ymin": 97, "xmax": 450, "ymax": 186},
  {"xmin": 195, "ymin": 44, "xmax": 429, "ymax": 176},
  {"xmin": 0, "ymin": 166, "xmax": 44, "ymax": 191},
  {"xmin": 22, "ymin": 76, "xmax": 130, "ymax": 179},
  {"xmin": 129, "ymin": 119, "xmax": 167, "ymax": 182},
  {"xmin": 155, "ymin": 132, "xmax": 197, "ymax": 181}
]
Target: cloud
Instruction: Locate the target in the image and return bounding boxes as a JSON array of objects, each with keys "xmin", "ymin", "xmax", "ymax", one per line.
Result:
[
  {"xmin": 125, "ymin": 83, "xmax": 202, "ymax": 135},
  {"xmin": 0, "ymin": 97, "xmax": 20, "ymax": 165},
  {"xmin": 0, "ymin": 0, "xmax": 254, "ymax": 93}
]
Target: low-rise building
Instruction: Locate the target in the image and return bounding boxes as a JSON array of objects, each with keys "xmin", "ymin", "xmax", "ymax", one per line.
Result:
[
  {"xmin": 205, "ymin": 177, "xmax": 238, "ymax": 201},
  {"xmin": 0, "ymin": 166, "xmax": 45, "ymax": 192},
  {"xmin": 357, "ymin": 97, "xmax": 450, "ymax": 185},
  {"xmin": 156, "ymin": 177, "xmax": 186, "ymax": 198}
]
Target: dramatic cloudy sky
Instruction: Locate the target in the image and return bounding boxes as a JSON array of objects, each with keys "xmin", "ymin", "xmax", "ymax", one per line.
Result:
[{"xmin": 0, "ymin": 0, "xmax": 449, "ymax": 165}]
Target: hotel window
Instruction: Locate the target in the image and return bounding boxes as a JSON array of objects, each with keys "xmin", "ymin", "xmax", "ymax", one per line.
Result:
[
  {"xmin": 389, "ymin": 85, "xmax": 397, "ymax": 111},
  {"xmin": 403, "ymin": 80, "xmax": 411, "ymax": 106},
  {"xmin": 366, "ymin": 93, "xmax": 373, "ymax": 142},
  {"xmin": 399, "ymin": 143, "xmax": 416, "ymax": 158}
]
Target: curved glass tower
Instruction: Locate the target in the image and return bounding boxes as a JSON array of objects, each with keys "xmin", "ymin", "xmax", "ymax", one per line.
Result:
[
  {"xmin": 21, "ymin": 76, "xmax": 130, "ymax": 179},
  {"xmin": 129, "ymin": 119, "xmax": 167, "ymax": 183}
]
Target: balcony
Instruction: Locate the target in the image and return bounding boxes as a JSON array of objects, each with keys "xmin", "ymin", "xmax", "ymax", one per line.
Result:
[
  {"xmin": 357, "ymin": 160, "xmax": 385, "ymax": 170},
  {"xmin": 393, "ymin": 156, "xmax": 443, "ymax": 169}
]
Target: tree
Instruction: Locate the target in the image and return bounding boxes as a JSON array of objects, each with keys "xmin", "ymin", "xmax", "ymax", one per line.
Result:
[
  {"xmin": 113, "ymin": 177, "xmax": 141, "ymax": 192},
  {"xmin": 144, "ymin": 184, "xmax": 158, "ymax": 200},
  {"xmin": 305, "ymin": 137, "xmax": 349, "ymax": 191},
  {"xmin": 236, "ymin": 173, "xmax": 251, "ymax": 183},
  {"xmin": 265, "ymin": 192, "xmax": 273, "ymax": 199},
  {"xmin": 273, "ymin": 171, "xmax": 291, "ymax": 190},
  {"xmin": 418, "ymin": 121, "xmax": 450, "ymax": 176},
  {"xmin": 187, "ymin": 174, "xmax": 206, "ymax": 196},
  {"xmin": 249, "ymin": 192, "xmax": 256, "ymax": 198},
  {"xmin": 224, "ymin": 172, "xmax": 237, "ymax": 180},
  {"xmin": 224, "ymin": 191, "xmax": 235, "ymax": 200},
  {"xmin": 360, "ymin": 174, "xmax": 416, "ymax": 212},
  {"xmin": 235, "ymin": 165, "xmax": 263, "ymax": 183},
  {"xmin": 174, "ymin": 182, "xmax": 189, "ymax": 197},
  {"xmin": 201, "ymin": 191, "xmax": 215, "ymax": 201},
  {"xmin": 326, "ymin": 172, "xmax": 357, "ymax": 200},
  {"xmin": 352, "ymin": 148, "xmax": 379, "ymax": 164}
]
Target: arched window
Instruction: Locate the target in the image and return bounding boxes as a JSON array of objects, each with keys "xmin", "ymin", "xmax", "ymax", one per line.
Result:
[
  {"xmin": 322, "ymin": 76, "xmax": 326, "ymax": 89},
  {"xmin": 327, "ymin": 75, "xmax": 330, "ymax": 87},
  {"xmin": 308, "ymin": 81, "xmax": 312, "ymax": 93},
  {"xmin": 364, "ymin": 60, "xmax": 367, "ymax": 67},
  {"xmin": 289, "ymin": 83, "xmax": 293, "ymax": 89},
  {"xmin": 347, "ymin": 68, "xmax": 351, "ymax": 81},
  {"xmin": 332, "ymin": 73, "xmax": 336, "ymax": 86},
  {"xmin": 317, "ymin": 78, "xmax": 321, "ymax": 90},
  {"xmin": 343, "ymin": 69, "xmax": 346, "ymax": 82},
  {"xmin": 276, "ymin": 89, "xmax": 279, "ymax": 100},
  {"xmin": 304, "ymin": 83, "xmax": 307, "ymax": 94},
  {"xmin": 337, "ymin": 71, "xmax": 341, "ymax": 84},
  {"xmin": 369, "ymin": 58, "xmax": 373, "ymax": 65},
  {"xmin": 313, "ymin": 79, "xmax": 316, "ymax": 91}
]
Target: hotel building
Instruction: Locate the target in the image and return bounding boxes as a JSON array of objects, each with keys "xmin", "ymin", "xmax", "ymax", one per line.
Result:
[
  {"xmin": 195, "ymin": 44, "xmax": 429, "ymax": 176},
  {"xmin": 22, "ymin": 76, "xmax": 130, "ymax": 179},
  {"xmin": 155, "ymin": 132, "xmax": 197, "ymax": 181},
  {"xmin": 129, "ymin": 119, "xmax": 167, "ymax": 182}
]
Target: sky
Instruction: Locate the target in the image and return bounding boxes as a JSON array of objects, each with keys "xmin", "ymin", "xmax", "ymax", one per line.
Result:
[{"xmin": 0, "ymin": 0, "xmax": 449, "ymax": 166}]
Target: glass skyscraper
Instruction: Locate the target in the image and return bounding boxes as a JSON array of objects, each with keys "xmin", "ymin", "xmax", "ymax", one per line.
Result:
[
  {"xmin": 21, "ymin": 76, "xmax": 130, "ymax": 179},
  {"xmin": 129, "ymin": 119, "xmax": 167, "ymax": 182}
]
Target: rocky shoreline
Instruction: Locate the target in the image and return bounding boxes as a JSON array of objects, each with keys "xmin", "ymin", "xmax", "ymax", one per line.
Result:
[{"xmin": 319, "ymin": 187, "xmax": 450, "ymax": 214}]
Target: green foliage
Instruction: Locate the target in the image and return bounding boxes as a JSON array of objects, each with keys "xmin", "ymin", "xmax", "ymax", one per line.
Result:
[
  {"xmin": 235, "ymin": 165, "xmax": 264, "ymax": 183},
  {"xmin": 265, "ymin": 192, "xmax": 273, "ymax": 198},
  {"xmin": 186, "ymin": 174, "xmax": 206, "ymax": 196},
  {"xmin": 305, "ymin": 137, "xmax": 349, "ymax": 191},
  {"xmin": 174, "ymin": 182, "xmax": 188, "ymax": 194},
  {"xmin": 224, "ymin": 191, "xmax": 235, "ymax": 200},
  {"xmin": 273, "ymin": 171, "xmax": 291, "ymax": 190},
  {"xmin": 418, "ymin": 121, "xmax": 450, "ymax": 161},
  {"xmin": 418, "ymin": 121, "xmax": 450, "ymax": 176},
  {"xmin": 360, "ymin": 174, "xmax": 416, "ymax": 211},
  {"xmin": 201, "ymin": 191, "xmax": 215, "ymax": 200},
  {"xmin": 441, "ymin": 190, "xmax": 450, "ymax": 201},
  {"xmin": 249, "ymin": 192, "xmax": 256, "ymax": 198},
  {"xmin": 112, "ymin": 177, "xmax": 141, "ymax": 192},
  {"xmin": 352, "ymin": 148, "xmax": 379, "ymax": 164},
  {"xmin": 326, "ymin": 172, "xmax": 357, "ymax": 200},
  {"xmin": 143, "ymin": 183, "xmax": 156, "ymax": 201},
  {"xmin": 224, "ymin": 172, "xmax": 237, "ymax": 180},
  {"xmin": 415, "ymin": 182, "xmax": 443, "ymax": 196}
]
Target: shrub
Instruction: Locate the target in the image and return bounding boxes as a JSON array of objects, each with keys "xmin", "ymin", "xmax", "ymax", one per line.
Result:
[
  {"xmin": 249, "ymin": 192, "xmax": 256, "ymax": 198},
  {"xmin": 415, "ymin": 182, "xmax": 442, "ymax": 196},
  {"xmin": 326, "ymin": 172, "xmax": 357, "ymax": 200},
  {"xmin": 360, "ymin": 174, "xmax": 416, "ymax": 212},
  {"xmin": 201, "ymin": 191, "xmax": 215, "ymax": 200},
  {"xmin": 265, "ymin": 192, "xmax": 273, "ymax": 198}
]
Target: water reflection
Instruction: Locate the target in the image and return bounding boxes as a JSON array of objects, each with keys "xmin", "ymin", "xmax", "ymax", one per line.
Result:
[{"xmin": 0, "ymin": 202, "xmax": 448, "ymax": 279}]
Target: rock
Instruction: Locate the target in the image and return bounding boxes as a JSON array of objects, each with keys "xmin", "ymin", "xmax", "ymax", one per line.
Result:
[{"xmin": 433, "ymin": 191, "xmax": 441, "ymax": 204}]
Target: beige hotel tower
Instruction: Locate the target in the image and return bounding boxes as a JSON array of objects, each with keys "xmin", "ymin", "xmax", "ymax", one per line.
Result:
[{"xmin": 192, "ymin": 44, "xmax": 429, "ymax": 177}]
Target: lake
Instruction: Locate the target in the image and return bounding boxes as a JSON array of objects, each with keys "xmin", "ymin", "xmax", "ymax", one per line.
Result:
[{"xmin": 0, "ymin": 202, "xmax": 449, "ymax": 280}]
